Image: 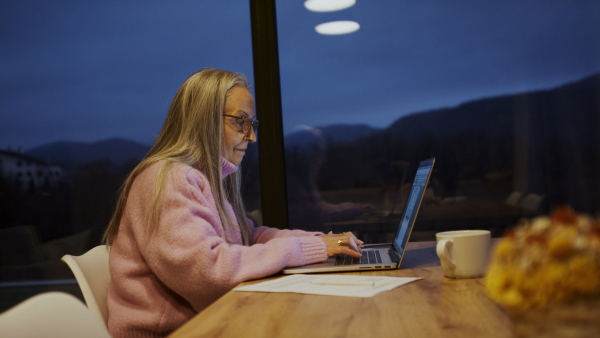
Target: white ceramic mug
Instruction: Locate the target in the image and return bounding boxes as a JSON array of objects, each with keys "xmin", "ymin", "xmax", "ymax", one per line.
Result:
[{"xmin": 436, "ymin": 230, "xmax": 491, "ymax": 278}]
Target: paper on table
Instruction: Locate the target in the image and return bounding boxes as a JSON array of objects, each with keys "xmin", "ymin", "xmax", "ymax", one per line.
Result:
[{"xmin": 234, "ymin": 274, "xmax": 422, "ymax": 298}]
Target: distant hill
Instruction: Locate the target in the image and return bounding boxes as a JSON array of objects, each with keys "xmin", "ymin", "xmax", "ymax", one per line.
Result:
[
  {"xmin": 385, "ymin": 72, "xmax": 600, "ymax": 143},
  {"xmin": 26, "ymin": 138, "xmax": 150, "ymax": 172},
  {"xmin": 21, "ymin": 72, "xmax": 599, "ymax": 175},
  {"xmin": 312, "ymin": 72, "xmax": 600, "ymax": 194},
  {"xmin": 284, "ymin": 72, "xmax": 599, "ymax": 150}
]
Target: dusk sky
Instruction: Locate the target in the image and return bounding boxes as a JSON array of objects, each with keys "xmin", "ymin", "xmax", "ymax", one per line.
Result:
[{"xmin": 1, "ymin": 0, "xmax": 599, "ymax": 150}]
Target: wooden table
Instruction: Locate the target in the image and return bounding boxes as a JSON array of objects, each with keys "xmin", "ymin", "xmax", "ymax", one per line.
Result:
[{"xmin": 169, "ymin": 241, "xmax": 514, "ymax": 338}]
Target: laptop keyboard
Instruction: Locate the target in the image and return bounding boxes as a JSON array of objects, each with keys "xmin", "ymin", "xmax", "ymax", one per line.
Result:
[{"xmin": 335, "ymin": 250, "xmax": 383, "ymax": 265}]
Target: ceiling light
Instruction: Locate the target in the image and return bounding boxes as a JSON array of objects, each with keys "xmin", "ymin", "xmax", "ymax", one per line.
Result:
[
  {"xmin": 304, "ymin": 0, "xmax": 356, "ymax": 12},
  {"xmin": 315, "ymin": 20, "xmax": 360, "ymax": 35}
]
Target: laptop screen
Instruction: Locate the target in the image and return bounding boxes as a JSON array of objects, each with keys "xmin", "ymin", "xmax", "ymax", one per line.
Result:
[{"xmin": 392, "ymin": 158, "xmax": 435, "ymax": 257}]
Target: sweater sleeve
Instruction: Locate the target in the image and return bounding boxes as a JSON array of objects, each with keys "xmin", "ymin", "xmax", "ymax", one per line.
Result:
[
  {"xmin": 250, "ymin": 225, "xmax": 324, "ymax": 245},
  {"xmin": 131, "ymin": 164, "xmax": 328, "ymax": 312}
]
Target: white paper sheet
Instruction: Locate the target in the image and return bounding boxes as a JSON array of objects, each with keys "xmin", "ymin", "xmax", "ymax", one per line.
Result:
[{"xmin": 234, "ymin": 274, "xmax": 422, "ymax": 298}]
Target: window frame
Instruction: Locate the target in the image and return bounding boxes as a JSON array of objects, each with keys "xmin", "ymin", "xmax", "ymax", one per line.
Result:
[{"xmin": 249, "ymin": 0, "xmax": 289, "ymax": 229}]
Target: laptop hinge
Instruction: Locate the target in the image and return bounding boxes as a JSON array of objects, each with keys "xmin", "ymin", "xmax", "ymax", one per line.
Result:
[{"xmin": 388, "ymin": 249, "xmax": 400, "ymax": 263}]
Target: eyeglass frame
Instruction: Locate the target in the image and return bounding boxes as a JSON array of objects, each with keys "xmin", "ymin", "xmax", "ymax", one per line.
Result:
[{"xmin": 223, "ymin": 114, "xmax": 259, "ymax": 134}]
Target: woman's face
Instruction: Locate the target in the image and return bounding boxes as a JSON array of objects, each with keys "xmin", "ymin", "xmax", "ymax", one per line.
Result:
[{"xmin": 222, "ymin": 86, "xmax": 256, "ymax": 166}]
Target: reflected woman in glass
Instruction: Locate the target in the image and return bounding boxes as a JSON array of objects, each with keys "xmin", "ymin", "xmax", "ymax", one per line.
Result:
[
  {"xmin": 102, "ymin": 68, "xmax": 363, "ymax": 337},
  {"xmin": 286, "ymin": 126, "xmax": 375, "ymax": 231}
]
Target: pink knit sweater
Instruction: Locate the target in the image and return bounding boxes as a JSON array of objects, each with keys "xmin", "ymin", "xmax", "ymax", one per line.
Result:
[{"xmin": 107, "ymin": 159, "xmax": 328, "ymax": 337}]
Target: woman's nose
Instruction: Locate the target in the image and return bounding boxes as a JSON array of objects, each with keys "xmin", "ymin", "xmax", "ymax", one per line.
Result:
[{"xmin": 245, "ymin": 128, "xmax": 257, "ymax": 143}]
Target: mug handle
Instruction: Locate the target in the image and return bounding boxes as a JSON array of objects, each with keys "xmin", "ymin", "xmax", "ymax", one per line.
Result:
[{"xmin": 436, "ymin": 239, "xmax": 456, "ymax": 269}]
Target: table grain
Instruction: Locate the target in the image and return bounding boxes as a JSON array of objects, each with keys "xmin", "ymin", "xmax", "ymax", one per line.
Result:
[{"xmin": 169, "ymin": 241, "xmax": 514, "ymax": 338}]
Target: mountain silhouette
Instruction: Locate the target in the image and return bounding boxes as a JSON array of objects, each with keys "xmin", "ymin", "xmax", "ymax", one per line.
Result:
[
  {"xmin": 22, "ymin": 72, "xmax": 599, "ymax": 175},
  {"xmin": 309, "ymin": 72, "xmax": 600, "ymax": 211},
  {"xmin": 385, "ymin": 72, "xmax": 600, "ymax": 143},
  {"xmin": 283, "ymin": 72, "xmax": 599, "ymax": 149},
  {"xmin": 25, "ymin": 138, "xmax": 150, "ymax": 172}
]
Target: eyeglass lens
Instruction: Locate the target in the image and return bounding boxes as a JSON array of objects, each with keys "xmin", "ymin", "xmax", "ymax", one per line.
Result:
[
  {"xmin": 224, "ymin": 114, "xmax": 258, "ymax": 133},
  {"xmin": 242, "ymin": 117, "xmax": 259, "ymax": 133}
]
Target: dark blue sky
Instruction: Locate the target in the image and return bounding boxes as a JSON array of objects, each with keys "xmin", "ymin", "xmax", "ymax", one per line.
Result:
[{"xmin": 1, "ymin": 0, "xmax": 599, "ymax": 150}]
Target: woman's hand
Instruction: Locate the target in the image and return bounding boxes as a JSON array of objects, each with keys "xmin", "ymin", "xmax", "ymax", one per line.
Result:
[{"xmin": 318, "ymin": 232, "xmax": 364, "ymax": 258}]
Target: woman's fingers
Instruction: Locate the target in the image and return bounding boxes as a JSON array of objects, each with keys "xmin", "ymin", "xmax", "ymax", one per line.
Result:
[
  {"xmin": 336, "ymin": 246, "xmax": 362, "ymax": 258},
  {"xmin": 327, "ymin": 242, "xmax": 362, "ymax": 257},
  {"xmin": 347, "ymin": 236, "xmax": 361, "ymax": 254},
  {"xmin": 329, "ymin": 232, "xmax": 363, "ymax": 244},
  {"xmin": 320, "ymin": 232, "xmax": 364, "ymax": 257},
  {"xmin": 336, "ymin": 232, "xmax": 364, "ymax": 248}
]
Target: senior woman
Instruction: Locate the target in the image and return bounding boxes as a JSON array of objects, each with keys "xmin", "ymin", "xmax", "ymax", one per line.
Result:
[{"xmin": 102, "ymin": 68, "xmax": 363, "ymax": 337}]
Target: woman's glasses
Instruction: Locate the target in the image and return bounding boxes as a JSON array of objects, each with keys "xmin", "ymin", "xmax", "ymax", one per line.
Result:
[{"xmin": 223, "ymin": 114, "xmax": 259, "ymax": 134}]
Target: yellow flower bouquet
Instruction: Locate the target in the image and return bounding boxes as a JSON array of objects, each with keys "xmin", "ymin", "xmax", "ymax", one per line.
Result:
[{"xmin": 485, "ymin": 206, "xmax": 600, "ymax": 337}]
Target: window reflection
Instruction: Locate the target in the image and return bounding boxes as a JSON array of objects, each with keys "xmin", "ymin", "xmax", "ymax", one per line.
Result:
[
  {"xmin": 286, "ymin": 127, "xmax": 374, "ymax": 231},
  {"xmin": 277, "ymin": 1, "xmax": 600, "ymax": 242}
]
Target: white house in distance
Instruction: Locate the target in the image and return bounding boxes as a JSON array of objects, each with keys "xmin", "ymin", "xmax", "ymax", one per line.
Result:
[{"xmin": 0, "ymin": 150, "xmax": 63, "ymax": 193}]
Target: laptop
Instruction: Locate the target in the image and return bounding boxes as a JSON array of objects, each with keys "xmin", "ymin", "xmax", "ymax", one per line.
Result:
[{"xmin": 282, "ymin": 157, "xmax": 435, "ymax": 274}]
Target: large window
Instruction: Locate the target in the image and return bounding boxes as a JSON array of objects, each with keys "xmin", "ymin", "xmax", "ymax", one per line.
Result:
[
  {"xmin": 276, "ymin": 1, "xmax": 600, "ymax": 242},
  {"xmin": 0, "ymin": 1, "xmax": 256, "ymax": 310}
]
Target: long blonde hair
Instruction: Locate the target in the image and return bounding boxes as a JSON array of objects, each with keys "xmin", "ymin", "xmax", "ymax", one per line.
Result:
[{"xmin": 103, "ymin": 68, "xmax": 251, "ymax": 246}]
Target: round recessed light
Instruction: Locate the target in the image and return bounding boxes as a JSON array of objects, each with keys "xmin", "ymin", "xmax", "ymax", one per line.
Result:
[
  {"xmin": 304, "ymin": 0, "xmax": 356, "ymax": 12},
  {"xmin": 315, "ymin": 20, "xmax": 360, "ymax": 35}
]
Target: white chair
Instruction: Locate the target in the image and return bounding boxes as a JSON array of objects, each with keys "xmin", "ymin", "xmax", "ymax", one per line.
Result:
[
  {"xmin": 0, "ymin": 291, "xmax": 111, "ymax": 338},
  {"xmin": 62, "ymin": 245, "xmax": 111, "ymax": 327},
  {"xmin": 519, "ymin": 193, "xmax": 546, "ymax": 212},
  {"xmin": 505, "ymin": 191, "xmax": 522, "ymax": 206}
]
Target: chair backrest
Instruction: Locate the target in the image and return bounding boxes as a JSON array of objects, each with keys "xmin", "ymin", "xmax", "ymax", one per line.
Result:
[
  {"xmin": 0, "ymin": 291, "xmax": 111, "ymax": 338},
  {"xmin": 519, "ymin": 193, "xmax": 546, "ymax": 212},
  {"xmin": 505, "ymin": 191, "xmax": 523, "ymax": 206},
  {"xmin": 62, "ymin": 245, "xmax": 111, "ymax": 326}
]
